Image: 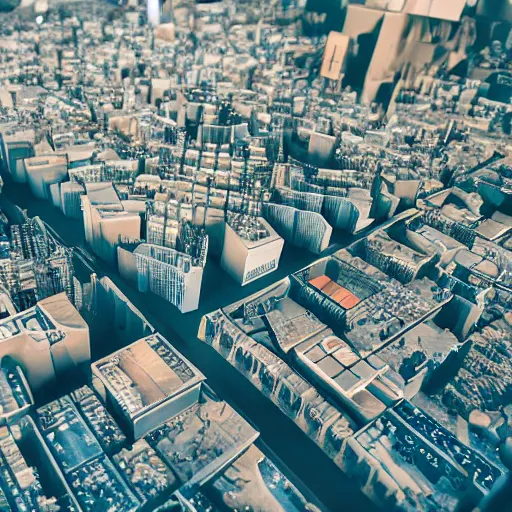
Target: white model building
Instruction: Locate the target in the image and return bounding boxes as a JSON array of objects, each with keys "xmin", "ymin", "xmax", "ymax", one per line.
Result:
[
  {"xmin": 263, "ymin": 203, "xmax": 332, "ymax": 254},
  {"xmin": 82, "ymin": 182, "xmax": 141, "ymax": 265},
  {"xmin": 0, "ymin": 292, "xmax": 90, "ymax": 390},
  {"xmin": 220, "ymin": 215, "xmax": 284, "ymax": 286},
  {"xmin": 24, "ymin": 154, "xmax": 68, "ymax": 200},
  {"xmin": 57, "ymin": 164, "xmax": 105, "ymax": 218},
  {"xmin": 117, "ymin": 243, "xmax": 205, "ymax": 313},
  {"xmin": 0, "ymin": 127, "xmax": 35, "ymax": 182},
  {"xmin": 59, "ymin": 181, "xmax": 85, "ymax": 218}
]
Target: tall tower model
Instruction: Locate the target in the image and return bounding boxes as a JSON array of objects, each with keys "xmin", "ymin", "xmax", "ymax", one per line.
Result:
[{"xmin": 147, "ymin": 0, "xmax": 172, "ymax": 25}]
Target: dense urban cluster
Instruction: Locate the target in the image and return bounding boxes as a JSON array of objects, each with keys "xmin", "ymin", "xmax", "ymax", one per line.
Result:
[
  {"xmin": 0, "ymin": 0, "xmax": 510, "ymax": 511},
  {"xmin": 0, "ymin": 231, "xmax": 319, "ymax": 512}
]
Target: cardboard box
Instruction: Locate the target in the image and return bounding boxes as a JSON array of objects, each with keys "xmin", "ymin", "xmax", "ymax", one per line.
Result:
[
  {"xmin": 320, "ymin": 31, "xmax": 350, "ymax": 80},
  {"xmin": 429, "ymin": 0, "xmax": 467, "ymax": 22},
  {"xmin": 92, "ymin": 334, "xmax": 205, "ymax": 439}
]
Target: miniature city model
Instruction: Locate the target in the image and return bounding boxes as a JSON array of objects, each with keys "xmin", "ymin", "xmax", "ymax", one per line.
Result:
[{"xmin": 0, "ymin": 0, "xmax": 511, "ymax": 511}]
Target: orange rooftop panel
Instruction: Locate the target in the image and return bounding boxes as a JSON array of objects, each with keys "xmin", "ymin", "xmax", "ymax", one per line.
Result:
[{"xmin": 309, "ymin": 275, "xmax": 331, "ymax": 290}]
